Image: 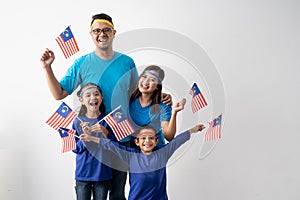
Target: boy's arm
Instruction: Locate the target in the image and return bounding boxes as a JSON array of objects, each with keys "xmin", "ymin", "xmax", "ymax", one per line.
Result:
[
  {"xmin": 189, "ymin": 124, "xmax": 205, "ymax": 134},
  {"xmin": 163, "ymin": 124, "xmax": 205, "ymax": 159}
]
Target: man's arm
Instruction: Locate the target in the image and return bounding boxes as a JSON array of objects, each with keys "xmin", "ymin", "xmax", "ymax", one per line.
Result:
[{"xmin": 40, "ymin": 48, "xmax": 69, "ymax": 100}]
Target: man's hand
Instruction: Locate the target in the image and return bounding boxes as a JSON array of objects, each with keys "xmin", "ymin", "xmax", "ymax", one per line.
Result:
[
  {"xmin": 40, "ymin": 48, "xmax": 55, "ymax": 69},
  {"xmin": 161, "ymin": 93, "xmax": 173, "ymax": 106}
]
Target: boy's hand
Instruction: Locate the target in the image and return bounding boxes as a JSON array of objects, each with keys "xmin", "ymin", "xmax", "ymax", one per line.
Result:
[{"xmin": 189, "ymin": 124, "xmax": 205, "ymax": 134}]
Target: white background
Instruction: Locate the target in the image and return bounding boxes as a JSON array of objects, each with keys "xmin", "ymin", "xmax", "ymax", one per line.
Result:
[{"xmin": 0, "ymin": 0, "xmax": 299, "ymax": 199}]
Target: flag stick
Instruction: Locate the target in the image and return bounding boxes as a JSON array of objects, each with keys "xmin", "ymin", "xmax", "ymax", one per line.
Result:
[{"xmin": 97, "ymin": 105, "xmax": 122, "ymax": 124}]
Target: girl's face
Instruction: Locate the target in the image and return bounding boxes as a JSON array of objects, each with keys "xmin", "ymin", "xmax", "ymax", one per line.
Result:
[
  {"xmin": 135, "ymin": 128, "xmax": 158, "ymax": 154},
  {"xmin": 79, "ymin": 86, "xmax": 103, "ymax": 114},
  {"xmin": 138, "ymin": 70, "xmax": 159, "ymax": 94}
]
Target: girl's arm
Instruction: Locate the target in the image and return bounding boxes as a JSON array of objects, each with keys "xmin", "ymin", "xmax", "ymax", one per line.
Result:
[{"xmin": 162, "ymin": 98, "xmax": 186, "ymax": 141}]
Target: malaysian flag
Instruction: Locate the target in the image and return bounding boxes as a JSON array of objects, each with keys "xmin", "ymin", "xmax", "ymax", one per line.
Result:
[
  {"xmin": 46, "ymin": 102, "xmax": 77, "ymax": 131},
  {"xmin": 58, "ymin": 127, "xmax": 76, "ymax": 153},
  {"xmin": 189, "ymin": 82, "xmax": 208, "ymax": 113},
  {"xmin": 204, "ymin": 114, "xmax": 222, "ymax": 142},
  {"xmin": 104, "ymin": 107, "xmax": 135, "ymax": 141},
  {"xmin": 55, "ymin": 26, "xmax": 79, "ymax": 59}
]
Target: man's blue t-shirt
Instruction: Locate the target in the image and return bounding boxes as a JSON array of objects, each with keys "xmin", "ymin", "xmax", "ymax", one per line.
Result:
[
  {"xmin": 60, "ymin": 51, "xmax": 138, "ymax": 142},
  {"xmin": 60, "ymin": 51, "xmax": 138, "ymax": 114}
]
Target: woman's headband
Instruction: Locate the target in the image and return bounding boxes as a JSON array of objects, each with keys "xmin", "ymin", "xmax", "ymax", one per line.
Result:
[{"xmin": 143, "ymin": 70, "xmax": 163, "ymax": 83}]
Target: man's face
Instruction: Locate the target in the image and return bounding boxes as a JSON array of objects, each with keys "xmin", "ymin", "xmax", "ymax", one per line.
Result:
[{"xmin": 90, "ymin": 21, "xmax": 116, "ymax": 50}]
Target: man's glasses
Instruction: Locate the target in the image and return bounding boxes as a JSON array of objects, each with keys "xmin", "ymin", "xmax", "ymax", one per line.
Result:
[{"xmin": 91, "ymin": 27, "xmax": 113, "ymax": 35}]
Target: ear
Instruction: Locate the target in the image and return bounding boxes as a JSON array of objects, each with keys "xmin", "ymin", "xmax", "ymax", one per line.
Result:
[
  {"xmin": 134, "ymin": 138, "xmax": 140, "ymax": 146},
  {"xmin": 79, "ymin": 97, "xmax": 84, "ymax": 104}
]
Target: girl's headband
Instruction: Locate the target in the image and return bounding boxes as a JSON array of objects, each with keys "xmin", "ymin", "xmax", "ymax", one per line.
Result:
[
  {"xmin": 143, "ymin": 70, "xmax": 163, "ymax": 83},
  {"xmin": 80, "ymin": 86, "xmax": 99, "ymax": 97}
]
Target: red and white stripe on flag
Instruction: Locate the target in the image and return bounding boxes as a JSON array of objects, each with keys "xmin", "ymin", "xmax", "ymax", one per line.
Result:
[
  {"xmin": 45, "ymin": 102, "xmax": 78, "ymax": 131},
  {"xmin": 191, "ymin": 92, "xmax": 208, "ymax": 113},
  {"xmin": 204, "ymin": 119, "xmax": 222, "ymax": 142},
  {"xmin": 61, "ymin": 129, "xmax": 76, "ymax": 153},
  {"xmin": 105, "ymin": 115, "xmax": 135, "ymax": 141},
  {"xmin": 55, "ymin": 36, "xmax": 79, "ymax": 59}
]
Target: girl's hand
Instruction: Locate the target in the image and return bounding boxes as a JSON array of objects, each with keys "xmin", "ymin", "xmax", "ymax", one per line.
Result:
[{"xmin": 80, "ymin": 122, "xmax": 90, "ymax": 134}]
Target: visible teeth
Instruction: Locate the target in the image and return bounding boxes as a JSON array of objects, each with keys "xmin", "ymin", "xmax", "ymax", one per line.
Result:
[{"xmin": 90, "ymin": 102, "xmax": 98, "ymax": 106}]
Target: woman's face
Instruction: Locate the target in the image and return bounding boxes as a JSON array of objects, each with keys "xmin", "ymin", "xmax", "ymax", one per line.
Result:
[{"xmin": 138, "ymin": 70, "xmax": 159, "ymax": 94}]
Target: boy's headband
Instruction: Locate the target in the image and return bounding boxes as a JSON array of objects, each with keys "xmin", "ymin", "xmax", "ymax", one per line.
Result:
[
  {"xmin": 143, "ymin": 70, "xmax": 163, "ymax": 83},
  {"xmin": 90, "ymin": 19, "xmax": 114, "ymax": 30},
  {"xmin": 136, "ymin": 131, "xmax": 157, "ymax": 138},
  {"xmin": 80, "ymin": 86, "xmax": 99, "ymax": 97}
]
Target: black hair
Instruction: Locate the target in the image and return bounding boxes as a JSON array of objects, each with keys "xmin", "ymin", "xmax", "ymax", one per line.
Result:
[
  {"xmin": 129, "ymin": 65, "xmax": 165, "ymax": 114},
  {"xmin": 90, "ymin": 13, "xmax": 113, "ymax": 26},
  {"xmin": 76, "ymin": 83, "xmax": 105, "ymax": 116}
]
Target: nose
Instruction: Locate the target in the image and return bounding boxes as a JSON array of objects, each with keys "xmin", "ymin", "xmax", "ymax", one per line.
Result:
[{"xmin": 145, "ymin": 136, "xmax": 151, "ymax": 142}]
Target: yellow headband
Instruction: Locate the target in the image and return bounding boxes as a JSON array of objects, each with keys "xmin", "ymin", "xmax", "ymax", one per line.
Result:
[{"xmin": 90, "ymin": 19, "xmax": 114, "ymax": 30}]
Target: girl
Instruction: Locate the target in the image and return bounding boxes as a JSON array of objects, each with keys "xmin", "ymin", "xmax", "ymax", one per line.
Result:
[
  {"xmin": 129, "ymin": 65, "xmax": 186, "ymax": 148},
  {"xmin": 72, "ymin": 83, "xmax": 112, "ymax": 200}
]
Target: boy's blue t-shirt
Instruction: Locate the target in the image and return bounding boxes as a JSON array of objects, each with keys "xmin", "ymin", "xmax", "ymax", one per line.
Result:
[{"xmin": 95, "ymin": 131, "xmax": 191, "ymax": 200}]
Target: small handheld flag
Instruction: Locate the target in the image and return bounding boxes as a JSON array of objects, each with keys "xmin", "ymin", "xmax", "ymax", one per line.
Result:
[
  {"xmin": 55, "ymin": 26, "xmax": 79, "ymax": 59},
  {"xmin": 204, "ymin": 114, "xmax": 222, "ymax": 141},
  {"xmin": 189, "ymin": 82, "xmax": 208, "ymax": 113},
  {"xmin": 58, "ymin": 127, "xmax": 76, "ymax": 153},
  {"xmin": 46, "ymin": 102, "xmax": 77, "ymax": 131},
  {"xmin": 104, "ymin": 107, "xmax": 135, "ymax": 141}
]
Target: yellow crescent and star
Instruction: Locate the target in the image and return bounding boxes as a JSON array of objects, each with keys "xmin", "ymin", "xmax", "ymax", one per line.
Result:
[{"xmin": 61, "ymin": 106, "xmax": 69, "ymax": 113}]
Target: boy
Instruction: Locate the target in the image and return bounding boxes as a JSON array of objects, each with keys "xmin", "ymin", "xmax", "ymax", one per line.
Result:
[{"xmin": 80, "ymin": 124, "xmax": 205, "ymax": 200}]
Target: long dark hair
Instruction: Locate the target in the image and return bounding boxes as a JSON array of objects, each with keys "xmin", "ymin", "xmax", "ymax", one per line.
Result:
[
  {"xmin": 130, "ymin": 65, "xmax": 165, "ymax": 114},
  {"xmin": 76, "ymin": 83, "xmax": 105, "ymax": 116}
]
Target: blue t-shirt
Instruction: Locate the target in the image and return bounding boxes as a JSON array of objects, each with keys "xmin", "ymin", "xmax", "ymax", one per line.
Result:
[
  {"xmin": 60, "ymin": 51, "xmax": 138, "ymax": 142},
  {"xmin": 72, "ymin": 114, "xmax": 113, "ymax": 182},
  {"xmin": 95, "ymin": 131, "xmax": 191, "ymax": 200},
  {"xmin": 60, "ymin": 51, "xmax": 138, "ymax": 114},
  {"xmin": 129, "ymin": 98, "xmax": 172, "ymax": 147}
]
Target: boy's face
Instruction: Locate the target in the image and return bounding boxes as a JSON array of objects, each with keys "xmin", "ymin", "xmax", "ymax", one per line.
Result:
[{"xmin": 135, "ymin": 129, "xmax": 158, "ymax": 155}]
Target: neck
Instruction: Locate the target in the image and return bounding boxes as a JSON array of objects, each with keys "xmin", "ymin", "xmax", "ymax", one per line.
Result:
[
  {"xmin": 94, "ymin": 48, "xmax": 114, "ymax": 60},
  {"xmin": 139, "ymin": 94, "xmax": 152, "ymax": 107},
  {"xmin": 85, "ymin": 111, "xmax": 101, "ymax": 119}
]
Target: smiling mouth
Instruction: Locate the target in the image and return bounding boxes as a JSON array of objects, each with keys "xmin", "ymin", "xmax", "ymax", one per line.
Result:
[{"xmin": 90, "ymin": 102, "xmax": 98, "ymax": 106}]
